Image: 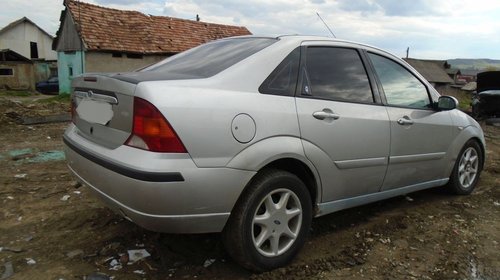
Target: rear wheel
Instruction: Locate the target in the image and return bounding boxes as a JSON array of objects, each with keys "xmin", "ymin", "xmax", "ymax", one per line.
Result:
[
  {"xmin": 447, "ymin": 140, "xmax": 483, "ymax": 195},
  {"xmin": 222, "ymin": 169, "xmax": 312, "ymax": 272}
]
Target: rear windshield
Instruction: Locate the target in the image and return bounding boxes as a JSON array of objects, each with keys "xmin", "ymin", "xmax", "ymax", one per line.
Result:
[{"xmin": 141, "ymin": 38, "xmax": 277, "ymax": 78}]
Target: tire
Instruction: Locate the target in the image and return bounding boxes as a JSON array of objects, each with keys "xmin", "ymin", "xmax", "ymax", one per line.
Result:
[
  {"xmin": 222, "ymin": 169, "xmax": 312, "ymax": 272},
  {"xmin": 447, "ymin": 140, "xmax": 483, "ymax": 195}
]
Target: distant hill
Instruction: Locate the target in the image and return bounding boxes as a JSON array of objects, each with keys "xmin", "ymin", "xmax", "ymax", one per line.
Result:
[{"xmin": 447, "ymin": 58, "xmax": 500, "ymax": 70}]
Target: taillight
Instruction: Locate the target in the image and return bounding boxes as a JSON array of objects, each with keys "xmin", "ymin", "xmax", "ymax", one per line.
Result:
[{"xmin": 125, "ymin": 97, "xmax": 187, "ymax": 153}]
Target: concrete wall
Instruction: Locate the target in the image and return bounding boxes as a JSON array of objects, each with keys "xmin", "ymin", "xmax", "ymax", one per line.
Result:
[
  {"xmin": 57, "ymin": 51, "xmax": 166, "ymax": 94},
  {"xmin": 0, "ymin": 62, "xmax": 35, "ymax": 90},
  {"xmin": 85, "ymin": 52, "xmax": 166, "ymax": 73},
  {"xmin": 57, "ymin": 51, "xmax": 84, "ymax": 94},
  {"xmin": 0, "ymin": 20, "xmax": 56, "ymax": 60},
  {"xmin": 34, "ymin": 61, "xmax": 57, "ymax": 82}
]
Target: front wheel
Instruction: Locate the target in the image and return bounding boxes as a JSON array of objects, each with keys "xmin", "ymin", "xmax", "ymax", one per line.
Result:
[
  {"xmin": 222, "ymin": 169, "xmax": 312, "ymax": 272},
  {"xmin": 447, "ymin": 140, "xmax": 483, "ymax": 195}
]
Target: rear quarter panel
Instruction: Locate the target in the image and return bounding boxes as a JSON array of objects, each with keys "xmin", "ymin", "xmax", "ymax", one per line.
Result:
[{"xmin": 135, "ymin": 83, "xmax": 301, "ymax": 168}]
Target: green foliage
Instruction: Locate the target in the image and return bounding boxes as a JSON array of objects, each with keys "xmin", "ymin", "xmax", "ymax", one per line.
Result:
[
  {"xmin": 484, "ymin": 66, "xmax": 499, "ymax": 71},
  {"xmin": 38, "ymin": 93, "xmax": 71, "ymax": 103},
  {"xmin": 437, "ymin": 86, "xmax": 472, "ymax": 112},
  {"xmin": 0, "ymin": 90, "xmax": 33, "ymax": 97}
]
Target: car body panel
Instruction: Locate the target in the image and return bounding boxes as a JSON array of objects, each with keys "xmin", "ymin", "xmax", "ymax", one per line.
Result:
[
  {"xmin": 71, "ymin": 74, "xmax": 136, "ymax": 149},
  {"xmin": 226, "ymin": 136, "xmax": 323, "ymax": 204},
  {"xmin": 135, "ymin": 83, "xmax": 301, "ymax": 167},
  {"xmin": 296, "ymin": 98, "xmax": 390, "ymax": 201},
  {"xmin": 381, "ymin": 108, "xmax": 454, "ymax": 190},
  {"xmin": 317, "ymin": 178, "xmax": 449, "ymax": 216},
  {"xmin": 64, "ymin": 124, "xmax": 255, "ymax": 233},
  {"xmin": 63, "ymin": 35, "xmax": 486, "ymax": 234}
]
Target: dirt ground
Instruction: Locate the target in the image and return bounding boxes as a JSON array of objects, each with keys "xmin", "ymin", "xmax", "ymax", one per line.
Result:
[{"xmin": 0, "ymin": 93, "xmax": 499, "ymax": 280}]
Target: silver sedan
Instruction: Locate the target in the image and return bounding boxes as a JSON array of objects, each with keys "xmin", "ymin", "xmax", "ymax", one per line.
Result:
[{"xmin": 63, "ymin": 35, "xmax": 485, "ymax": 271}]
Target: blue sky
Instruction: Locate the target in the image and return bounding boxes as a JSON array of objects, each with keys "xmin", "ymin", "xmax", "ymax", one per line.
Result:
[{"xmin": 1, "ymin": 0, "xmax": 499, "ymax": 59}]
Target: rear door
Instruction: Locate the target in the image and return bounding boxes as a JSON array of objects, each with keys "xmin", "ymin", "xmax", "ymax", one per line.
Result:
[
  {"xmin": 366, "ymin": 52, "xmax": 454, "ymax": 190},
  {"xmin": 295, "ymin": 43, "xmax": 390, "ymax": 202}
]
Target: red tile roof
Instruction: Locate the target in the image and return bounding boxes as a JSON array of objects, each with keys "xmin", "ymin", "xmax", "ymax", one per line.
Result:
[{"xmin": 58, "ymin": 0, "xmax": 251, "ymax": 54}]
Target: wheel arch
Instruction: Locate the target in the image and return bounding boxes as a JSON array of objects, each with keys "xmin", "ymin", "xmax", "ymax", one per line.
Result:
[
  {"xmin": 259, "ymin": 158, "xmax": 320, "ymax": 207},
  {"xmin": 469, "ymin": 136, "xmax": 486, "ymax": 170},
  {"xmin": 445, "ymin": 126, "xmax": 486, "ymax": 177},
  {"xmin": 226, "ymin": 136, "xmax": 322, "ymax": 216}
]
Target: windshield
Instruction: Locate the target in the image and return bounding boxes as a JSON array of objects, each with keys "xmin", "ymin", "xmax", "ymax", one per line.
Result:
[{"xmin": 141, "ymin": 37, "xmax": 277, "ymax": 78}]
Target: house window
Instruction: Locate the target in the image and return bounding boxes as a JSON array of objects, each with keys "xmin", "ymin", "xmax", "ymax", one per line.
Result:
[
  {"xmin": 126, "ymin": 53, "xmax": 143, "ymax": 59},
  {"xmin": 50, "ymin": 67, "xmax": 58, "ymax": 77},
  {"xmin": 68, "ymin": 66, "xmax": 73, "ymax": 77},
  {"xmin": 30, "ymin": 42, "xmax": 39, "ymax": 59},
  {"xmin": 0, "ymin": 68, "xmax": 14, "ymax": 76}
]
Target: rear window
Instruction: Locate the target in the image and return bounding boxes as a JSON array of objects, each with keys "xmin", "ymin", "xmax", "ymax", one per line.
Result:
[{"xmin": 141, "ymin": 38, "xmax": 277, "ymax": 78}]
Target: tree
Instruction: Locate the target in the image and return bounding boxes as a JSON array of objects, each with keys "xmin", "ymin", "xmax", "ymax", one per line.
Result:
[{"xmin": 484, "ymin": 66, "xmax": 499, "ymax": 71}]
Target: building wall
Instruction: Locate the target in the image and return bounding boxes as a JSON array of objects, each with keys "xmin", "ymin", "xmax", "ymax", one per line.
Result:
[
  {"xmin": 0, "ymin": 62, "xmax": 35, "ymax": 90},
  {"xmin": 85, "ymin": 52, "xmax": 167, "ymax": 73},
  {"xmin": 54, "ymin": 13, "xmax": 82, "ymax": 52},
  {"xmin": 34, "ymin": 61, "xmax": 57, "ymax": 82},
  {"xmin": 57, "ymin": 51, "xmax": 84, "ymax": 94},
  {"xmin": 0, "ymin": 21, "xmax": 56, "ymax": 60}
]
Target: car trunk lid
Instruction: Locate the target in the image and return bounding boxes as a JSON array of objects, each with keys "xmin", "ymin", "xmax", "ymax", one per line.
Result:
[{"xmin": 71, "ymin": 74, "xmax": 136, "ymax": 149}]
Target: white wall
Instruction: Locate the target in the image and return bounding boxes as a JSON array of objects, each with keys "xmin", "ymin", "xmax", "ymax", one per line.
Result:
[{"xmin": 0, "ymin": 20, "xmax": 57, "ymax": 60}]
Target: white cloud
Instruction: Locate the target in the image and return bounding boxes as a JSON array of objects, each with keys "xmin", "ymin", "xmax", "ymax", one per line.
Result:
[
  {"xmin": 0, "ymin": 0, "xmax": 64, "ymax": 36},
  {"xmin": 1, "ymin": 0, "xmax": 499, "ymax": 59}
]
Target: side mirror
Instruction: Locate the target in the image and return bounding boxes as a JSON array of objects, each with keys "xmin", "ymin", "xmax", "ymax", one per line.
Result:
[{"xmin": 436, "ymin": 96, "xmax": 458, "ymax": 111}]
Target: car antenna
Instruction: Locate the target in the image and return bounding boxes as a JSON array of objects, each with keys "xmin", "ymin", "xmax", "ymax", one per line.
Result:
[{"xmin": 316, "ymin": 12, "xmax": 336, "ymax": 38}]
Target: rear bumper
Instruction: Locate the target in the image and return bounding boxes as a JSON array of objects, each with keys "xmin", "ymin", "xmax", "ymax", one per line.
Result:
[{"xmin": 63, "ymin": 124, "xmax": 255, "ymax": 233}]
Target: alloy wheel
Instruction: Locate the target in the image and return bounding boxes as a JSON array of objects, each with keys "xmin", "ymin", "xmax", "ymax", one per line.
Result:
[
  {"xmin": 251, "ymin": 188, "xmax": 303, "ymax": 257},
  {"xmin": 458, "ymin": 147, "xmax": 479, "ymax": 189}
]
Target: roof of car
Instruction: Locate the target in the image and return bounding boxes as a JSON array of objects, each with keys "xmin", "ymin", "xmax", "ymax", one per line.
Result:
[{"xmin": 271, "ymin": 35, "xmax": 399, "ymax": 59}]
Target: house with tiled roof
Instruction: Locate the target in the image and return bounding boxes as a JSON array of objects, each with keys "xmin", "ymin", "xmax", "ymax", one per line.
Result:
[{"xmin": 53, "ymin": 0, "xmax": 252, "ymax": 93}]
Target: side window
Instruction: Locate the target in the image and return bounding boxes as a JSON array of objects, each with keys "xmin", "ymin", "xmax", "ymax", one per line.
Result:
[
  {"xmin": 259, "ymin": 47, "xmax": 300, "ymax": 96},
  {"xmin": 302, "ymin": 47, "xmax": 373, "ymax": 103},
  {"xmin": 368, "ymin": 53, "xmax": 430, "ymax": 109}
]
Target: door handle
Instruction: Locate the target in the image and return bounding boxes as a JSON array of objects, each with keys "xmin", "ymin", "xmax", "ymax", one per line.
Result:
[
  {"xmin": 313, "ymin": 110, "xmax": 340, "ymax": 120},
  {"xmin": 397, "ymin": 116, "xmax": 414, "ymax": 125}
]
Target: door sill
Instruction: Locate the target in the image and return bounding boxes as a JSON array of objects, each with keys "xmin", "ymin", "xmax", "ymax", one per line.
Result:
[{"xmin": 315, "ymin": 178, "xmax": 449, "ymax": 217}]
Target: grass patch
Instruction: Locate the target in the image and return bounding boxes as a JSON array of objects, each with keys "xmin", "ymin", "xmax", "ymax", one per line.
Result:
[
  {"xmin": 37, "ymin": 93, "xmax": 71, "ymax": 103},
  {"xmin": 0, "ymin": 90, "xmax": 35, "ymax": 97},
  {"xmin": 437, "ymin": 87, "xmax": 472, "ymax": 111},
  {"xmin": 449, "ymin": 91, "xmax": 471, "ymax": 111}
]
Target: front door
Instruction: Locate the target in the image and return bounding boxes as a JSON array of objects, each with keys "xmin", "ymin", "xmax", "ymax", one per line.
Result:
[
  {"xmin": 367, "ymin": 53, "xmax": 454, "ymax": 190},
  {"xmin": 295, "ymin": 45, "xmax": 390, "ymax": 202}
]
